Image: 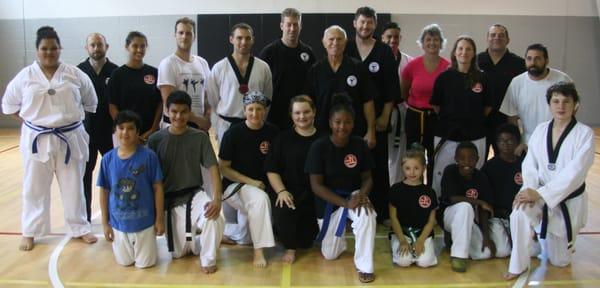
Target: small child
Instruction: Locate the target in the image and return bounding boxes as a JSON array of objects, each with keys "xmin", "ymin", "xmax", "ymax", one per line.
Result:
[
  {"xmin": 482, "ymin": 123, "xmax": 524, "ymax": 258},
  {"xmin": 389, "ymin": 148, "xmax": 438, "ymax": 268},
  {"xmin": 439, "ymin": 142, "xmax": 495, "ymax": 272},
  {"xmin": 97, "ymin": 110, "xmax": 164, "ymax": 268}
]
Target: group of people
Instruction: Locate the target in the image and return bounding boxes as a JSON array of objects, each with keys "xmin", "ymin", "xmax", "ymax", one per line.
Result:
[{"xmin": 1, "ymin": 5, "xmax": 595, "ymax": 284}]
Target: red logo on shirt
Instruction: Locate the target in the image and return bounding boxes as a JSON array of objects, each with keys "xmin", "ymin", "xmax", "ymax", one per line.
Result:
[
  {"xmin": 418, "ymin": 195, "xmax": 432, "ymax": 208},
  {"xmin": 465, "ymin": 188, "xmax": 479, "ymax": 199},
  {"xmin": 514, "ymin": 172, "xmax": 523, "ymax": 185},
  {"xmin": 259, "ymin": 141, "xmax": 270, "ymax": 155},
  {"xmin": 144, "ymin": 75, "xmax": 156, "ymax": 85},
  {"xmin": 472, "ymin": 82, "xmax": 483, "ymax": 93},
  {"xmin": 344, "ymin": 154, "xmax": 358, "ymax": 168}
]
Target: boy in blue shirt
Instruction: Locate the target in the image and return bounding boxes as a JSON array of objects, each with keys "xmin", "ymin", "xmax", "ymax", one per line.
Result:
[{"xmin": 97, "ymin": 110, "xmax": 164, "ymax": 268}]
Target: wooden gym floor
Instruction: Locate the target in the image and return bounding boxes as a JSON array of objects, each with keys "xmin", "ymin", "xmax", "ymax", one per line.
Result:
[{"xmin": 0, "ymin": 128, "xmax": 599, "ymax": 288}]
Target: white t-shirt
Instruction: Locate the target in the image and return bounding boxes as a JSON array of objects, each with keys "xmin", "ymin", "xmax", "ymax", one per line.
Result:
[
  {"xmin": 157, "ymin": 54, "xmax": 211, "ymax": 116},
  {"xmin": 499, "ymin": 68, "xmax": 573, "ymax": 142},
  {"xmin": 206, "ymin": 56, "xmax": 272, "ymax": 118}
]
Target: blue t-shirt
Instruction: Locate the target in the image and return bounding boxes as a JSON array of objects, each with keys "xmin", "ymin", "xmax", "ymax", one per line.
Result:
[{"xmin": 97, "ymin": 145, "xmax": 163, "ymax": 233}]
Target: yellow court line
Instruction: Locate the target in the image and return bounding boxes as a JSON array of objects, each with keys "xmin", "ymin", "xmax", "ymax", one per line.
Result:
[
  {"xmin": 0, "ymin": 279, "xmax": 49, "ymax": 286},
  {"xmin": 281, "ymin": 263, "xmax": 292, "ymax": 287}
]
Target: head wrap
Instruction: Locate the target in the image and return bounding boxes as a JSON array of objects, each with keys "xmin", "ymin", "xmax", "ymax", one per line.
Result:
[{"xmin": 243, "ymin": 90, "xmax": 270, "ymax": 107}]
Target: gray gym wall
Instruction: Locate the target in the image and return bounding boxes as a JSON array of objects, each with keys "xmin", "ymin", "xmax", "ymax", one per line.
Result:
[{"xmin": 1, "ymin": 12, "xmax": 599, "ymax": 127}]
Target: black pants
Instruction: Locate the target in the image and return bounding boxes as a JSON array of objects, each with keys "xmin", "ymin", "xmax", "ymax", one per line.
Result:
[
  {"xmin": 405, "ymin": 106, "xmax": 437, "ymax": 185},
  {"xmin": 83, "ymin": 136, "xmax": 113, "ymax": 222},
  {"xmin": 273, "ymin": 192, "xmax": 318, "ymax": 250},
  {"xmin": 369, "ymin": 131, "xmax": 390, "ymax": 223}
]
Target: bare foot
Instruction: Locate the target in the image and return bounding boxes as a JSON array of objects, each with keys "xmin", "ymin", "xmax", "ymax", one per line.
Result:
[
  {"xmin": 504, "ymin": 271, "xmax": 524, "ymax": 280},
  {"xmin": 201, "ymin": 265, "xmax": 217, "ymax": 274},
  {"xmin": 282, "ymin": 249, "xmax": 296, "ymax": 264},
  {"xmin": 253, "ymin": 249, "xmax": 267, "ymax": 268},
  {"xmin": 221, "ymin": 236, "xmax": 236, "ymax": 245},
  {"xmin": 19, "ymin": 237, "xmax": 34, "ymax": 251},
  {"xmin": 77, "ymin": 233, "xmax": 98, "ymax": 244}
]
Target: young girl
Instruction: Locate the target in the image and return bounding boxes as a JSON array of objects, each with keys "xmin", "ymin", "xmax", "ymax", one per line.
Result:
[{"xmin": 389, "ymin": 148, "xmax": 438, "ymax": 267}]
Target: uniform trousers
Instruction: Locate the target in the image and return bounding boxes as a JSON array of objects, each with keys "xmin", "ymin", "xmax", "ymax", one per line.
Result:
[
  {"xmin": 443, "ymin": 202, "xmax": 492, "ymax": 260},
  {"xmin": 390, "ymin": 234, "xmax": 437, "ymax": 267},
  {"xmin": 223, "ymin": 184, "xmax": 275, "ymax": 249},
  {"xmin": 388, "ymin": 103, "xmax": 407, "ymax": 184},
  {"xmin": 112, "ymin": 225, "xmax": 157, "ymax": 268}
]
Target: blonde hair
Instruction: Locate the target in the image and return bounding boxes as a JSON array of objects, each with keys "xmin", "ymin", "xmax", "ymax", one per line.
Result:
[{"xmin": 401, "ymin": 148, "xmax": 426, "ymax": 167}]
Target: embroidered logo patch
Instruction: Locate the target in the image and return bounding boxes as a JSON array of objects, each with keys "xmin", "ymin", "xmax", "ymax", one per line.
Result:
[
  {"xmin": 144, "ymin": 75, "xmax": 156, "ymax": 85},
  {"xmin": 465, "ymin": 188, "xmax": 479, "ymax": 199},
  {"xmin": 419, "ymin": 195, "xmax": 432, "ymax": 208},
  {"xmin": 344, "ymin": 154, "xmax": 358, "ymax": 168},
  {"xmin": 346, "ymin": 75, "xmax": 358, "ymax": 87},
  {"xmin": 472, "ymin": 82, "xmax": 483, "ymax": 93},
  {"xmin": 259, "ymin": 141, "xmax": 270, "ymax": 155},
  {"xmin": 368, "ymin": 62, "xmax": 380, "ymax": 73},
  {"xmin": 514, "ymin": 172, "xmax": 523, "ymax": 185},
  {"xmin": 105, "ymin": 77, "xmax": 110, "ymax": 85},
  {"xmin": 300, "ymin": 52, "xmax": 310, "ymax": 62}
]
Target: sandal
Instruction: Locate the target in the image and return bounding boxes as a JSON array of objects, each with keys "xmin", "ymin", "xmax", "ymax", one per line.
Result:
[{"xmin": 358, "ymin": 271, "xmax": 375, "ymax": 283}]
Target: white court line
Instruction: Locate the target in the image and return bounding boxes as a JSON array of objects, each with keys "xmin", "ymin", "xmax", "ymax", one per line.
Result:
[
  {"xmin": 512, "ymin": 265, "xmax": 530, "ymax": 288},
  {"xmin": 49, "ymin": 211, "xmax": 101, "ymax": 288}
]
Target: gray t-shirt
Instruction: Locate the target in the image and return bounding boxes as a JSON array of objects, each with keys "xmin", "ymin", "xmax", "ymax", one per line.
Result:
[{"xmin": 148, "ymin": 128, "xmax": 218, "ymax": 207}]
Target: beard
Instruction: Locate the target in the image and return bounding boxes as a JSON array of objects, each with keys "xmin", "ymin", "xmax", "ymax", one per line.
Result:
[
  {"xmin": 528, "ymin": 66, "xmax": 546, "ymax": 77},
  {"xmin": 90, "ymin": 52, "xmax": 105, "ymax": 61}
]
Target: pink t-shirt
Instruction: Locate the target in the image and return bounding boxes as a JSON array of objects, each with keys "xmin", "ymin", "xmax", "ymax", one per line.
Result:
[{"xmin": 401, "ymin": 55, "xmax": 450, "ymax": 109}]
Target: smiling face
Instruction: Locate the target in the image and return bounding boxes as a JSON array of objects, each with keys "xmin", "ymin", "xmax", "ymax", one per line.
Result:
[
  {"xmin": 486, "ymin": 25, "xmax": 509, "ymax": 53},
  {"xmin": 37, "ymin": 38, "xmax": 61, "ymax": 69},
  {"xmin": 244, "ymin": 103, "xmax": 266, "ymax": 128},
  {"xmin": 291, "ymin": 101, "xmax": 315, "ymax": 130},
  {"xmin": 329, "ymin": 110, "xmax": 354, "ymax": 140},
  {"xmin": 453, "ymin": 39, "xmax": 475, "ymax": 67},
  {"xmin": 422, "ymin": 33, "xmax": 442, "ymax": 55},
  {"xmin": 116, "ymin": 121, "xmax": 139, "ymax": 147},
  {"xmin": 353, "ymin": 15, "xmax": 376, "ymax": 40},
  {"xmin": 167, "ymin": 103, "xmax": 191, "ymax": 130},
  {"xmin": 281, "ymin": 16, "xmax": 301, "ymax": 45},
  {"xmin": 126, "ymin": 36, "xmax": 147, "ymax": 63},
  {"xmin": 455, "ymin": 147, "xmax": 478, "ymax": 178},
  {"xmin": 381, "ymin": 27, "xmax": 400, "ymax": 49},
  {"xmin": 322, "ymin": 28, "xmax": 347, "ymax": 57},
  {"xmin": 549, "ymin": 92, "xmax": 577, "ymax": 122},
  {"xmin": 402, "ymin": 158, "xmax": 424, "ymax": 184},
  {"xmin": 230, "ymin": 27, "xmax": 254, "ymax": 55}
]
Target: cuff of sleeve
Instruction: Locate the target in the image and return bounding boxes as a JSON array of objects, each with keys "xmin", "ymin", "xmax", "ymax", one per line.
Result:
[{"xmin": 2, "ymin": 104, "xmax": 20, "ymax": 115}]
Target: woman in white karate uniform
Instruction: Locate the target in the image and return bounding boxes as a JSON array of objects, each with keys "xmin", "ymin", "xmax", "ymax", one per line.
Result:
[
  {"xmin": 1, "ymin": 26, "xmax": 98, "ymax": 250},
  {"xmin": 505, "ymin": 81, "xmax": 594, "ymax": 279}
]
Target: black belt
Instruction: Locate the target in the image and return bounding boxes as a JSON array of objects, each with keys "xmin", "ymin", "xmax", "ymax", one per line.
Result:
[
  {"xmin": 163, "ymin": 115, "xmax": 199, "ymax": 129},
  {"xmin": 540, "ymin": 183, "xmax": 585, "ymax": 250},
  {"xmin": 222, "ymin": 183, "xmax": 244, "ymax": 201},
  {"xmin": 165, "ymin": 186, "xmax": 200, "ymax": 252},
  {"xmin": 218, "ymin": 114, "xmax": 244, "ymax": 125}
]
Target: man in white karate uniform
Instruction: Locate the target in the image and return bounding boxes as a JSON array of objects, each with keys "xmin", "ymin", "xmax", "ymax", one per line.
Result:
[{"xmin": 505, "ymin": 82, "xmax": 594, "ymax": 279}]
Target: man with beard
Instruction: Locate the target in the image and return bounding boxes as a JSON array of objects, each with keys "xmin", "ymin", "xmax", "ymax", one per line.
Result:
[
  {"xmin": 499, "ymin": 43, "xmax": 572, "ymax": 155},
  {"xmin": 345, "ymin": 6, "xmax": 399, "ymax": 223},
  {"xmin": 259, "ymin": 8, "xmax": 315, "ymax": 129},
  {"xmin": 477, "ymin": 24, "xmax": 525, "ymax": 158},
  {"xmin": 78, "ymin": 33, "xmax": 119, "ymax": 222},
  {"xmin": 158, "ymin": 17, "xmax": 211, "ymax": 132}
]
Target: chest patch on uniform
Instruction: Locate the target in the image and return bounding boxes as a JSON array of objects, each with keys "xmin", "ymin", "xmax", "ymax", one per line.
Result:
[
  {"xmin": 368, "ymin": 62, "xmax": 380, "ymax": 73},
  {"xmin": 418, "ymin": 195, "xmax": 432, "ymax": 208},
  {"xmin": 300, "ymin": 52, "xmax": 310, "ymax": 62},
  {"xmin": 344, "ymin": 154, "xmax": 358, "ymax": 168},
  {"xmin": 471, "ymin": 82, "xmax": 482, "ymax": 93},
  {"xmin": 514, "ymin": 172, "xmax": 523, "ymax": 185},
  {"xmin": 144, "ymin": 74, "xmax": 156, "ymax": 85},
  {"xmin": 465, "ymin": 188, "xmax": 479, "ymax": 199},
  {"xmin": 259, "ymin": 141, "xmax": 270, "ymax": 155},
  {"xmin": 346, "ymin": 75, "xmax": 358, "ymax": 87}
]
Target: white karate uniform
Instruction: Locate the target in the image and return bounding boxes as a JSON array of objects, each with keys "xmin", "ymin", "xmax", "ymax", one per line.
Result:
[
  {"xmin": 388, "ymin": 52, "xmax": 413, "ymax": 184},
  {"xmin": 206, "ymin": 57, "xmax": 272, "ymax": 142},
  {"xmin": 112, "ymin": 225, "xmax": 157, "ymax": 268},
  {"xmin": 157, "ymin": 53, "xmax": 211, "ymax": 123},
  {"xmin": 499, "ymin": 69, "xmax": 572, "ymax": 143},
  {"xmin": 432, "ymin": 137, "xmax": 486, "ymax": 199},
  {"xmin": 390, "ymin": 234, "xmax": 437, "ymax": 267},
  {"xmin": 508, "ymin": 120, "xmax": 594, "ymax": 274},
  {"xmin": 167, "ymin": 189, "xmax": 225, "ymax": 267},
  {"xmin": 317, "ymin": 190, "xmax": 377, "ymax": 274},
  {"xmin": 443, "ymin": 202, "xmax": 492, "ymax": 260},
  {"xmin": 2, "ymin": 61, "xmax": 97, "ymax": 237},
  {"xmin": 222, "ymin": 183, "xmax": 274, "ymax": 249}
]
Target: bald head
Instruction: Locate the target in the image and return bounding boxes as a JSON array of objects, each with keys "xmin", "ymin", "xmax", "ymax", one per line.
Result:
[{"xmin": 85, "ymin": 33, "xmax": 108, "ymax": 61}]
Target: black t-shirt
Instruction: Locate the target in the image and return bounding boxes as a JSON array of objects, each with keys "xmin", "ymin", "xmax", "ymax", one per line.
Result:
[
  {"xmin": 304, "ymin": 56, "xmax": 375, "ymax": 136},
  {"xmin": 477, "ymin": 50, "xmax": 525, "ymax": 111},
  {"xmin": 440, "ymin": 164, "xmax": 493, "ymax": 212},
  {"xmin": 219, "ymin": 122, "xmax": 279, "ymax": 189},
  {"xmin": 108, "ymin": 64, "xmax": 161, "ymax": 133},
  {"xmin": 345, "ymin": 41, "xmax": 400, "ymax": 115},
  {"xmin": 265, "ymin": 128, "xmax": 319, "ymax": 201},
  {"xmin": 389, "ymin": 182, "xmax": 438, "ymax": 235},
  {"xmin": 77, "ymin": 58, "xmax": 119, "ymax": 141},
  {"xmin": 482, "ymin": 156, "xmax": 523, "ymax": 218},
  {"xmin": 259, "ymin": 39, "xmax": 315, "ymax": 129},
  {"xmin": 430, "ymin": 69, "xmax": 492, "ymax": 141},
  {"xmin": 305, "ymin": 135, "xmax": 374, "ymax": 217}
]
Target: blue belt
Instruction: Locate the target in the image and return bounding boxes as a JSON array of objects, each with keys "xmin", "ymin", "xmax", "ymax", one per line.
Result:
[
  {"xmin": 24, "ymin": 121, "xmax": 82, "ymax": 164},
  {"xmin": 316, "ymin": 189, "xmax": 352, "ymax": 241}
]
